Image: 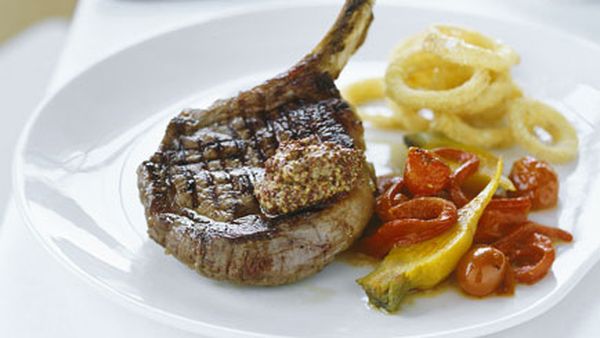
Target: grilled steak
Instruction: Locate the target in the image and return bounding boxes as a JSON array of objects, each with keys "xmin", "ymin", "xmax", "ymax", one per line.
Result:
[{"xmin": 137, "ymin": 0, "xmax": 376, "ymax": 285}]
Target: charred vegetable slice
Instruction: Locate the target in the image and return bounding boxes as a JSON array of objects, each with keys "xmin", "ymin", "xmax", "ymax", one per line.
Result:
[{"xmin": 357, "ymin": 158, "xmax": 503, "ymax": 312}]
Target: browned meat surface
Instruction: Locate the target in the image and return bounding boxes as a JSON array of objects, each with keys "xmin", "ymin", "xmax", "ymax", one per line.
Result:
[{"xmin": 137, "ymin": 0, "xmax": 376, "ymax": 285}]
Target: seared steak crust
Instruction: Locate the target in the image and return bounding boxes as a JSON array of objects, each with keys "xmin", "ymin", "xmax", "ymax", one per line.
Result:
[{"xmin": 137, "ymin": 0, "xmax": 375, "ymax": 285}]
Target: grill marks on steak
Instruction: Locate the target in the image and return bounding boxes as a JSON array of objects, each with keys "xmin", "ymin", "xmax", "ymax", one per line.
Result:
[{"xmin": 138, "ymin": 0, "xmax": 375, "ymax": 285}]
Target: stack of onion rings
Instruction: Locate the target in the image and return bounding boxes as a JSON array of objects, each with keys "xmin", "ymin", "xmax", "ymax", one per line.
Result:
[{"xmin": 342, "ymin": 25, "xmax": 579, "ymax": 162}]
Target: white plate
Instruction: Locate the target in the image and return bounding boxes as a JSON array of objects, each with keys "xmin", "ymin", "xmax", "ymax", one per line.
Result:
[{"xmin": 14, "ymin": 2, "xmax": 600, "ymax": 337}]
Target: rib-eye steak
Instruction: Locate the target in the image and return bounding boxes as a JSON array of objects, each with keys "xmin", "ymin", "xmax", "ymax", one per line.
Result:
[{"xmin": 137, "ymin": 0, "xmax": 376, "ymax": 285}]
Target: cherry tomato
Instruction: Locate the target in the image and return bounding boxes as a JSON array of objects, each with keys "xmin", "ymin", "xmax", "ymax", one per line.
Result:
[
  {"xmin": 512, "ymin": 233, "xmax": 555, "ymax": 284},
  {"xmin": 433, "ymin": 148, "xmax": 480, "ymax": 207},
  {"xmin": 456, "ymin": 245, "xmax": 508, "ymax": 297},
  {"xmin": 403, "ymin": 147, "xmax": 451, "ymax": 196},
  {"xmin": 497, "ymin": 262, "xmax": 516, "ymax": 295},
  {"xmin": 527, "ymin": 223, "xmax": 573, "ymax": 242},
  {"xmin": 377, "ymin": 175, "xmax": 402, "ymax": 194},
  {"xmin": 494, "ymin": 222, "xmax": 573, "ymax": 251},
  {"xmin": 448, "ymin": 181, "xmax": 470, "ymax": 208},
  {"xmin": 433, "ymin": 148, "xmax": 480, "ymax": 185},
  {"xmin": 498, "ymin": 232, "xmax": 555, "ymax": 284},
  {"xmin": 375, "ymin": 179, "xmax": 410, "ymax": 222},
  {"xmin": 474, "ymin": 197, "xmax": 532, "ymax": 244},
  {"xmin": 360, "ymin": 197, "xmax": 457, "ymax": 258},
  {"xmin": 493, "ymin": 223, "xmax": 571, "ymax": 284},
  {"xmin": 508, "ymin": 157, "xmax": 559, "ymax": 210}
]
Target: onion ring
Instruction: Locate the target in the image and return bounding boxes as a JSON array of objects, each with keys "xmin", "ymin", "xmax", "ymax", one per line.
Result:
[
  {"xmin": 463, "ymin": 101, "xmax": 510, "ymax": 125},
  {"xmin": 423, "ymin": 25, "xmax": 520, "ymax": 71},
  {"xmin": 341, "ymin": 78, "xmax": 404, "ymax": 129},
  {"xmin": 385, "ymin": 45, "xmax": 491, "ymax": 111},
  {"xmin": 358, "ymin": 110, "xmax": 405, "ymax": 129},
  {"xmin": 387, "ymin": 99, "xmax": 430, "ymax": 132},
  {"xmin": 341, "ymin": 78, "xmax": 428, "ymax": 130},
  {"xmin": 449, "ymin": 72, "xmax": 520, "ymax": 116},
  {"xmin": 432, "ymin": 112, "xmax": 514, "ymax": 148},
  {"xmin": 508, "ymin": 98, "xmax": 578, "ymax": 163},
  {"xmin": 341, "ymin": 77, "xmax": 385, "ymax": 106}
]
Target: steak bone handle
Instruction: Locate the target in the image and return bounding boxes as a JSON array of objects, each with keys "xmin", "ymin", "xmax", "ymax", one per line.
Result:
[{"xmin": 303, "ymin": 0, "xmax": 375, "ymax": 79}]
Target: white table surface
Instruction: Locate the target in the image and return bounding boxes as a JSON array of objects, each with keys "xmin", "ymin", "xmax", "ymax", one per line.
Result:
[{"xmin": 2, "ymin": 0, "xmax": 600, "ymax": 337}]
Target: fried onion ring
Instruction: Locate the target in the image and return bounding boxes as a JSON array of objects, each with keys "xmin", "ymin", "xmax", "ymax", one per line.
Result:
[
  {"xmin": 508, "ymin": 98, "xmax": 578, "ymax": 163},
  {"xmin": 423, "ymin": 25, "xmax": 520, "ymax": 71},
  {"xmin": 387, "ymin": 99, "xmax": 431, "ymax": 132},
  {"xmin": 341, "ymin": 78, "xmax": 429, "ymax": 130},
  {"xmin": 341, "ymin": 78, "xmax": 400, "ymax": 129},
  {"xmin": 463, "ymin": 101, "xmax": 510, "ymax": 125},
  {"xmin": 449, "ymin": 72, "xmax": 520, "ymax": 116},
  {"xmin": 341, "ymin": 77, "xmax": 385, "ymax": 106},
  {"xmin": 385, "ymin": 45, "xmax": 491, "ymax": 111},
  {"xmin": 431, "ymin": 112, "xmax": 514, "ymax": 148}
]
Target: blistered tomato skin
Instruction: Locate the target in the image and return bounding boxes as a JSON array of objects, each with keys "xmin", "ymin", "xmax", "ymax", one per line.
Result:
[
  {"xmin": 456, "ymin": 245, "xmax": 508, "ymax": 297},
  {"xmin": 375, "ymin": 179, "xmax": 410, "ymax": 222},
  {"xmin": 474, "ymin": 197, "xmax": 532, "ymax": 244},
  {"xmin": 508, "ymin": 156, "xmax": 558, "ymax": 210},
  {"xmin": 493, "ymin": 223, "xmax": 567, "ymax": 284},
  {"xmin": 404, "ymin": 147, "xmax": 452, "ymax": 196},
  {"xmin": 361, "ymin": 197, "xmax": 457, "ymax": 258},
  {"xmin": 510, "ymin": 233, "xmax": 555, "ymax": 284}
]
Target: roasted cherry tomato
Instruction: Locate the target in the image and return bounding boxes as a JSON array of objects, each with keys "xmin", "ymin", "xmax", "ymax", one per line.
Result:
[
  {"xmin": 474, "ymin": 197, "xmax": 532, "ymax": 244},
  {"xmin": 433, "ymin": 148, "xmax": 480, "ymax": 207},
  {"xmin": 360, "ymin": 197, "xmax": 457, "ymax": 258},
  {"xmin": 494, "ymin": 222, "xmax": 573, "ymax": 249},
  {"xmin": 508, "ymin": 156, "xmax": 559, "ymax": 210},
  {"xmin": 497, "ymin": 261, "xmax": 516, "ymax": 295},
  {"xmin": 377, "ymin": 175, "xmax": 403, "ymax": 195},
  {"xmin": 375, "ymin": 179, "xmax": 410, "ymax": 222},
  {"xmin": 493, "ymin": 223, "xmax": 572, "ymax": 284},
  {"xmin": 403, "ymin": 147, "xmax": 451, "ymax": 196},
  {"xmin": 511, "ymin": 233, "xmax": 555, "ymax": 284},
  {"xmin": 456, "ymin": 245, "xmax": 508, "ymax": 297},
  {"xmin": 433, "ymin": 148, "xmax": 480, "ymax": 185}
]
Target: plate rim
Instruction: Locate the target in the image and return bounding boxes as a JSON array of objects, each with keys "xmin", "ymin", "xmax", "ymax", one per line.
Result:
[{"xmin": 12, "ymin": 2, "xmax": 600, "ymax": 337}]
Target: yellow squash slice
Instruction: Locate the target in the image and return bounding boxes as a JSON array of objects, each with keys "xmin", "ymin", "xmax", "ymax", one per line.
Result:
[{"xmin": 357, "ymin": 158, "xmax": 503, "ymax": 312}]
